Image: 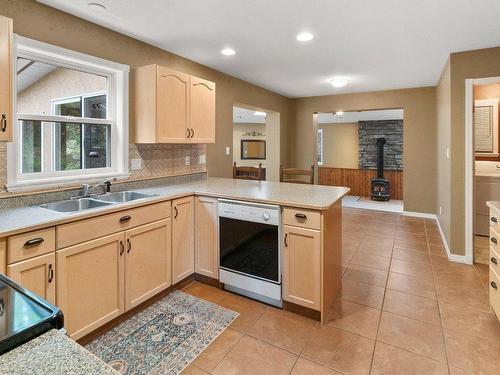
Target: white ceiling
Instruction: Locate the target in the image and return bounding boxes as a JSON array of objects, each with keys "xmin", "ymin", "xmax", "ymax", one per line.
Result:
[
  {"xmin": 318, "ymin": 109, "xmax": 403, "ymax": 124},
  {"xmin": 233, "ymin": 107, "xmax": 266, "ymax": 124},
  {"xmin": 38, "ymin": 0, "xmax": 500, "ymax": 97}
]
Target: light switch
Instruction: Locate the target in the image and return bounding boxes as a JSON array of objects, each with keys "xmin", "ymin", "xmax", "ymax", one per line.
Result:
[
  {"xmin": 225, "ymin": 146, "xmax": 231, "ymax": 156},
  {"xmin": 130, "ymin": 158, "xmax": 142, "ymax": 170}
]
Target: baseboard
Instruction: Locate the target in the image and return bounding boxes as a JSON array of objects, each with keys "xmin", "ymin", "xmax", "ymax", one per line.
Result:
[{"xmin": 402, "ymin": 211, "xmax": 436, "ymax": 219}]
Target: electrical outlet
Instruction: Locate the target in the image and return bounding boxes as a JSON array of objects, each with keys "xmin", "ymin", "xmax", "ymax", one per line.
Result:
[
  {"xmin": 184, "ymin": 156, "xmax": 191, "ymax": 166},
  {"xmin": 130, "ymin": 158, "xmax": 142, "ymax": 170},
  {"xmin": 225, "ymin": 146, "xmax": 231, "ymax": 156},
  {"xmin": 199, "ymin": 154, "xmax": 206, "ymax": 165}
]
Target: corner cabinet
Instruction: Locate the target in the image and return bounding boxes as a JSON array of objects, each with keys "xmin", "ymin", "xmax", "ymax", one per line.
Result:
[
  {"xmin": 172, "ymin": 196, "xmax": 195, "ymax": 284},
  {"xmin": 0, "ymin": 15, "xmax": 13, "ymax": 142},
  {"xmin": 131, "ymin": 64, "xmax": 215, "ymax": 144}
]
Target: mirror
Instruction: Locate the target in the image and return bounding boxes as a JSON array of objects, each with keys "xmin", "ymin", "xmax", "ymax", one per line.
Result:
[{"xmin": 241, "ymin": 140, "xmax": 266, "ymax": 160}]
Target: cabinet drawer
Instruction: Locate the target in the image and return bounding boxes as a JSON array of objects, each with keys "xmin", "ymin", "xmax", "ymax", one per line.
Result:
[
  {"xmin": 57, "ymin": 201, "xmax": 171, "ymax": 249},
  {"xmin": 8, "ymin": 227, "xmax": 55, "ymax": 264},
  {"xmin": 490, "ymin": 227, "xmax": 500, "ymax": 254},
  {"xmin": 283, "ymin": 207, "xmax": 321, "ymax": 230},
  {"xmin": 489, "ymin": 267, "xmax": 500, "ymax": 320},
  {"xmin": 491, "ymin": 208, "xmax": 500, "ymax": 232},
  {"xmin": 490, "ymin": 246, "xmax": 500, "ymax": 276}
]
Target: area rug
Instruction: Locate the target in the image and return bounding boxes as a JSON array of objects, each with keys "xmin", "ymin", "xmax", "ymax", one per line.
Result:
[{"xmin": 86, "ymin": 290, "xmax": 239, "ymax": 375}]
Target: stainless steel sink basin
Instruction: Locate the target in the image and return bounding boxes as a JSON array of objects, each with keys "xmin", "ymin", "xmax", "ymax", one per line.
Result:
[
  {"xmin": 39, "ymin": 198, "xmax": 112, "ymax": 213},
  {"xmin": 93, "ymin": 191, "xmax": 157, "ymax": 203}
]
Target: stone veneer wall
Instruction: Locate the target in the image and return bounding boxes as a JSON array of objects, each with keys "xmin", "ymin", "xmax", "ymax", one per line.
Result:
[{"xmin": 358, "ymin": 120, "xmax": 403, "ymax": 170}]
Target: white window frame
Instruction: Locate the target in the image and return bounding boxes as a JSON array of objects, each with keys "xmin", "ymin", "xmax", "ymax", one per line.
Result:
[
  {"xmin": 317, "ymin": 128, "xmax": 324, "ymax": 166},
  {"xmin": 474, "ymin": 98, "xmax": 499, "ymax": 157},
  {"xmin": 7, "ymin": 36, "xmax": 129, "ymax": 192}
]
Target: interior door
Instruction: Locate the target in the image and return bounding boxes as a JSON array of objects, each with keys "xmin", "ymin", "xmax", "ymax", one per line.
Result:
[
  {"xmin": 172, "ymin": 196, "xmax": 195, "ymax": 284},
  {"xmin": 124, "ymin": 219, "xmax": 171, "ymax": 311},
  {"xmin": 0, "ymin": 15, "xmax": 12, "ymax": 142},
  {"xmin": 189, "ymin": 76, "xmax": 215, "ymax": 143}
]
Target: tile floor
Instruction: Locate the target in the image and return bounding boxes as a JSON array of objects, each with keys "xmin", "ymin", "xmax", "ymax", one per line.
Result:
[{"xmin": 180, "ymin": 208, "xmax": 500, "ymax": 375}]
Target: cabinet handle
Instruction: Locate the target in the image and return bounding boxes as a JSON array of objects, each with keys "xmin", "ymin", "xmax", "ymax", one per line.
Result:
[
  {"xmin": 295, "ymin": 213, "xmax": 307, "ymax": 220},
  {"xmin": 174, "ymin": 206, "xmax": 178, "ymax": 219},
  {"xmin": 24, "ymin": 238, "xmax": 44, "ymax": 247},
  {"xmin": 48, "ymin": 264, "xmax": 54, "ymax": 283},
  {"xmin": 492, "ymin": 237, "xmax": 498, "ymax": 244},
  {"xmin": 186, "ymin": 128, "xmax": 190, "ymax": 138},
  {"xmin": 284, "ymin": 233, "xmax": 288, "ymax": 247},
  {"xmin": 492, "ymin": 217, "xmax": 498, "ymax": 223},
  {"xmin": 119, "ymin": 215, "xmax": 131, "ymax": 223},
  {"xmin": 1, "ymin": 113, "xmax": 6, "ymax": 132},
  {"xmin": 127, "ymin": 238, "xmax": 132, "ymax": 253},
  {"xmin": 491, "ymin": 257, "xmax": 498, "ymax": 265},
  {"xmin": 491, "ymin": 281, "xmax": 498, "ymax": 290},
  {"xmin": 119, "ymin": 240, "xmax": 124, "ymax": 256},
  {"xmin": 191, "ymin": 128, "xmax": 195, "ymax": 138}
]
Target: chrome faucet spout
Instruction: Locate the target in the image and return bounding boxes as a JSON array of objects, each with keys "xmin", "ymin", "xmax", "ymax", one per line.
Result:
[{"xmin": 80, "ymin": 179, "xmax": 113, "ymax": 198}]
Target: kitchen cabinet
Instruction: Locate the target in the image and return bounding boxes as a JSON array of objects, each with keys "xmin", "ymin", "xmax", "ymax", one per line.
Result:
[
  {"xmin": 56, "ymin": 233, "xmax": 125, "ymax": 340},
  {"xmin": 8, "ymin": 253, "xmax": 55, "ymax": 305},
  {"xmin": 0, "ymin": 239, "xmax": 6, "ymax": 275},
  {"xmin": 195, "ymin": 196, "xmax": 218, "ymax": 279},
  {"xmin": 283, "ymin": 225, "xmax": 321, "ymax": 311},
  {"xmin": 490, "ymin": 204, "xmax": 500, "ymax": 320},
  {"xmin": 172, "ymin": 196, "xmax": 195, "ymax": 284},
  {"xmin": 131, "ymin": 64, "xmax": 215, "ymax": 144},
  {"xmin": 124, "ymin": 219, "xmax": 171, "ymax": 310},
  {"xmin": 0, "ymin": 15, "xmax": 13, "ymax": 142}
]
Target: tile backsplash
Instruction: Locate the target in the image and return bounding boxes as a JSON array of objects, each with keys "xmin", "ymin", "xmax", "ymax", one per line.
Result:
[{"xmin": 0, "ymin": 143, "xmax": 207, "ymax": 198}]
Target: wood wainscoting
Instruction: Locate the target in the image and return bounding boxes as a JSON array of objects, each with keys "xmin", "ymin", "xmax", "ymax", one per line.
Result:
[{"xmin": 318, "ymin": 167, "xmax": 403, "ymax": 200}]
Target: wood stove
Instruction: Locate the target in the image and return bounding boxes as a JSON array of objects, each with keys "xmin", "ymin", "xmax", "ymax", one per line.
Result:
[{"xmin": 371, "ymin": 138, "xmax": 390, "ymax": 201}]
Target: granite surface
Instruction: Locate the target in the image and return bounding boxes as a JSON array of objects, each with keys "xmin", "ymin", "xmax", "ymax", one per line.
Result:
[
  {"xmin": 0, "ymin": 177, "xmax": 350, "ymax": 237},
  {"xmin": 0, "ymin": 329, "xmax": 118, "ymax": 374}
]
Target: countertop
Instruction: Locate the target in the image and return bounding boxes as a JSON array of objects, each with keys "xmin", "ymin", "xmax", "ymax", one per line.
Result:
[
  {"xmin": 0, "ymin": 177, "xmax": 350, "ymax": 237},
  {"xmin": 0, "ymin": 329, "xmax": 117, "ymax": 374},
  {"xmin": 487, "ymin": 201, "xmax": 500, "ymax": 212}
]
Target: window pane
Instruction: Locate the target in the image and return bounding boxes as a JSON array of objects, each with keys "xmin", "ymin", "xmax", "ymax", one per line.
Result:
[
  {"xmin": 84, "ymin": 95, "xmax": 107, "ymax": 119},
  {"xmin": 84, "ymin": 124, "xmax": 111, "ymax": 169},
  {"xmin": 21, "ymin": 120, "xmax": 42, "ymax": 173},
  {"xmin": 55, "ymin": 123, "xmax": 82, "ymax": 171},
  {"xmin": 54, "ymin": 99, "xmax": 82, "ymax": 117}
]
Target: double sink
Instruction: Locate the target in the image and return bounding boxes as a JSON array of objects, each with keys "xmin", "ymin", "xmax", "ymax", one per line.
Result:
[{"xmin": 39, "ymin": 191, "xmax": 158, "ymax": 213}]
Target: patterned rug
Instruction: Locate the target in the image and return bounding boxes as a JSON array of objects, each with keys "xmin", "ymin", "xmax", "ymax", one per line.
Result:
[{"xmin": 86, "ymin": 291, "xmax": 239, "ymax": 374}]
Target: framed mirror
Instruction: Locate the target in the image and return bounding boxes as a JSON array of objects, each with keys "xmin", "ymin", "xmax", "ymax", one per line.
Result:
[{"xmin": 241, "ymin": 140, "xmax": 266, "ymax": 160}]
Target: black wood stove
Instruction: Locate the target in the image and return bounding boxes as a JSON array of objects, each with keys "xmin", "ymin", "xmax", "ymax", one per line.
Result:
[{"xmin": 371, "ymin": 138, "xmax": 390, "ymax": 201}]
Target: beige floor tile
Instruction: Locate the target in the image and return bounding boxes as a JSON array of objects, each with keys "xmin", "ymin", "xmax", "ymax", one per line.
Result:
[
  {"xmin": 182, "ymin": 281, "xmax": 228, "ymax": 303},
  {"xmin": 192, "ymin": 328, "xmax": 244, "ymax": 372},
  {"xmin": 247, "ymin": 308, "xmax": 316, "ymax": 354},
  {"xmin": 377, "ymin": 312, "xmax": 447, "ymax": 362},
  {"xmin": 390, "ymin": 259, "xmax": 433, "ymax": 280},
  {"xmin": 350, "ymin": 252, "xmax": 391, "ymax": 271},
  {"xmin": 386, "ymin": 272, "xmax": 436, "ymax": 300},
  {"xmin": 428, "ymin": 235, "xmax": 445, "ymax": 247},
  {"xmin": 344, "ymin": 263, "xmax": 388, "ymax": 287},
  {"xmin": 392, "ymin": 248, "xmax": 430, "ymax": 264},
  {"xmin": 217, "ymin": 293, "xmax": 268, "ymax": 333},
  {"xmin": 448, "ymin": 366, "xmax": 465, "ymax": 375},
  {"xmin": 371, "ymin": 342, "xmax": 449, "ymax": 375},
  {"xmin": 439, "ymin": 301, "xmax": 500, "ymax": 343},
  {"xmin": 428, "ymin": 244, "xmax": 447, "ymax": 258},
  {"xmin": 474, "ymin": 262, "xmax": 490, "ymax": 288},
  {"xmin": 301, "ymin": 324, "xmax": 375, "ymax": 375},
  {"xmin": 360, "ymin": 235, "xmax": 395, "ymax": 247},
  {"xmin": 212, "ymin": 335, "xmax": 297, "ymax": 375},
  {"xmin": 382, "ymin": 289, "xmax": 440, "ymax": 325},
  {"xmin": 357, "ymin": 242, "xmax": 393, "ymax": 258},
  {"xmin": 444, "ymin": 328, "xmax": 500, "ymax": 375},
  {"xmin": 328, "ymin": 300, "xmax": 380, "ymax": 339},
  {"xmin": 393, "ymin": 239, "xmax": 429, "ymax": 252},
  {"xmin": 291, "ymin": 358, "xmax": 342, "ymax": 375},
  {"xmin": 341, "ymin": 279, "xmax": 385, "ymax": 309},
  {"xmin": 180, "ymin": 364, "xmax": 209, "ymax": 374},
  {"xmin": 434, "ymin": 278, "xmax": 490, "ymax": 312}
]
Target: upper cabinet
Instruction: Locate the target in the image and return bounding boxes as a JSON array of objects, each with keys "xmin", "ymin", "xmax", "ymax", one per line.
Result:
[
  {"xmin": 0, "ymin": 15, "xmax": 13, "ymax": 142},
  {"xmin": 131, "ymin": 64, "xmax": 215, "ymax": 144}
]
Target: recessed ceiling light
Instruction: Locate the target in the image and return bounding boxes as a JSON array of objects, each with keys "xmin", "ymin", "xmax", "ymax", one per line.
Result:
[
  {"xmin": 221, "ymin": 48, "xmax": 236, "ymax": 56},
  {"xmin": 296, "ymin": 32, "xmax": 314, "ymax": 42},
  {"xmin": 336, "ymin": 111, "xmax": 344, "ymax": 116},
  {"xmin": 330, "ymin": 77, "xmax": 349, "ymax": 88},
  {"xmin": 87, "ymin": 2, "xmax": 107, "ymax": 12},
  {"xmin": 254, "ymin": 111, "xmax": 266, "ymax": 116}
]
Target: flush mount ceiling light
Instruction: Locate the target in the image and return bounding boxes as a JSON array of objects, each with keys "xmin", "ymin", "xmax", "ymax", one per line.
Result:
[
  {"xmin": 254, "ymin": 111, "xmax": 266, "ymax": 116},
  {"xmin": 296, "ymin": 32, "xmax": 314, "ymax": 42},
  {"xmin": 87, "ymin": 2, "xmax": 107, "ymax": 12},
  {"xmin": 221, "ymin": 48, "xmax": 236, "ymax": 56},
  {"xmin": 330, "ymin": 77, "xmax": 349, "ymax": 88}
]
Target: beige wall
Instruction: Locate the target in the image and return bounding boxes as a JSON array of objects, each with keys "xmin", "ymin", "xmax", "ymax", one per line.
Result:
[
  {"xmin": 233, "ymin": 123, "xmax": 267, "ymax": 167},
  {"xmin": 292, "ymin": 87, "xmax": 436, "ymax": 214},
  {"xmin": 318, "ymin": 123, "xmax": 359, "ymax": 168},
  {"xmin": 0, "ymin": 0, "xmax": 294, "ymax": 196}
]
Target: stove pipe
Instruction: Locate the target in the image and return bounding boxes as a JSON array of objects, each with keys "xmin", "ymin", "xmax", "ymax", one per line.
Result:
[{"xmin": 376, "ymin": 138, "xmax": 386, "ymax": 178}]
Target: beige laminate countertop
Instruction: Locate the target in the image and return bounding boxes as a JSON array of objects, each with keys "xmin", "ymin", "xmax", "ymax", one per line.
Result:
[{"xmin": 0, "ymin": 177, "xmax": 349, "ymax": 237}]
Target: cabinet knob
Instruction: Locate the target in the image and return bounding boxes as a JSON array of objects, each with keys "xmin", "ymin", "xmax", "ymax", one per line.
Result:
[
  {"xmin": 492, "ymin": 217, "xmax": 498, "ymax": 223},
  {"xmin": 491, "ymin": 237, "xmax": 498, "ymax": 245},
  {"xmin": 1, "ymin": 113, "xmax": 6, "ymax": 132},
  {"xmin": 491, "ymin": 281, "xmax": 498, "ymax": 290},
  {"xmin": 492, "ymin": 257, "xmax": 498, "ymax": 265},
  {"xmin": 119, "ymin": 215, "xmax": 131, "ymax": 223}
]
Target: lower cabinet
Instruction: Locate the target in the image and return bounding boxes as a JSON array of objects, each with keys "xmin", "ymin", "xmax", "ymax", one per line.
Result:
[
  {"xmin": 172, "ymin": 196, "xmax": 194, "ymax": 284},
  {"xmin": 194, "ymin": 196, "xmax": 219, "ymax": 279},
  {"xmin": 8, "ymin": 252, "xmax": 56, "ymax": 305},
  {"xmin": 282, "ymin": 224, "xmax": 321, "ymax": 310}
]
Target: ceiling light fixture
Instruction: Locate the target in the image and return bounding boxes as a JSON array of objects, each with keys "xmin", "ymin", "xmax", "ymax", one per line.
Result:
[
  {"xmin": 330, "ymin": 77, "xmax": 349, "ymax": 88},
  {"xmin": 254, "ymin": 111, "xmax": 266, "ymax": 116},
  {"xmin": 87, "ymin": 2, "xmax": 107, "ymax": 12},
  {"xmin": 296, "ymin": 32, "xmax": 314, "ymax": 42},
  {"xmin": 221, "ymin": 48, "xmax": 236, "ymax": 56}
]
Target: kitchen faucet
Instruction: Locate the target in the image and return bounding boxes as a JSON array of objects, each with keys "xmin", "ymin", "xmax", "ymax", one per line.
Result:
[{"xmin": 81, "ymin": 179, "xmax": 113, "ymax": 198}]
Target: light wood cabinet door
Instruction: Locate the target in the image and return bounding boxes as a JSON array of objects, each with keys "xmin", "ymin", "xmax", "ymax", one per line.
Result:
[
  {"xmin": 195, "ymin": 196, "xmax": 219, "ymax": 279},
  {"xmin": 189, "ymin": 76, "xmax": 215, "ymax": 143},
  {"xmin": 157, "ymin": 66, "xmax": 189, "ymax": 143},
  {"xmin": 283, "ymin": 225, "xmax": 321, "ymax": 311},
  {"xmin": 124, "ymin": 219, "xmax": 171, "ymax": 311},
  {"xmin": 0, "ymin": 15, "xmax": 13, "ymax": 142},
  {"xmin": 172, "ymin": 196, "xmax": 194, "ymax": 284},
  {"xmin": 8, "ymin": 253, "xmax": 56, "ymax": 305},
  {"xmin": 56, "ymin": 233, "xmax": 125, "ymax": 340}
]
